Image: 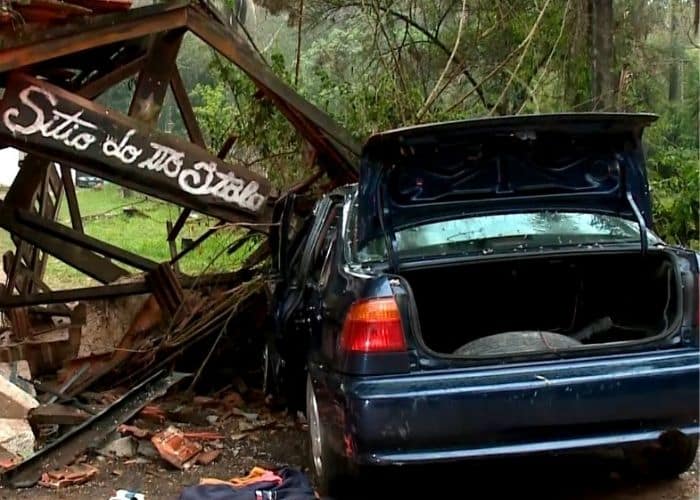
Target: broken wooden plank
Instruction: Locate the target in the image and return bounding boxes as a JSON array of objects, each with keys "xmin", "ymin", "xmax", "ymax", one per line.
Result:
[
  {"xmin": 28, "ymin": 404, "xmax": 90, "ymax": 426},
  {"xmin": 145, "ymin": 264, "xmax": 185, "ymax": 318}
]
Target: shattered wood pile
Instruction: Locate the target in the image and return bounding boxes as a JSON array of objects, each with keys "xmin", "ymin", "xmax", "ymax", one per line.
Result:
[{"xmin": 0, "ymin": 0, "xmax": 359, "ymax": 488}]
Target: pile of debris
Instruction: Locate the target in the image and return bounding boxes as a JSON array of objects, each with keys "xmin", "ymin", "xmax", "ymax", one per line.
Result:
[
  {"xmin": 0, "ymin": 266, "xmax": 269, "ymax": 488},
  {"xmin": 30, "ymin": 382, "xmax": 304, "ymax": 490}
]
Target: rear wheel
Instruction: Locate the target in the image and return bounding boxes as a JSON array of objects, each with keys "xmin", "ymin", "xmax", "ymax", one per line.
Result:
[
  {"xmin": 306, "ymin": 374, "xmax": 353, "ymax": 495},
  {"xmin": 625, "ymin": 432, "xmax": 698, "ymax": 479}
]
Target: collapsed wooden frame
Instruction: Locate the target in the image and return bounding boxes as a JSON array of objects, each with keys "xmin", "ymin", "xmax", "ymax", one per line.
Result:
[{"xmin": 0, "ymin": 1, "xmax": 359, "ymax": 313}]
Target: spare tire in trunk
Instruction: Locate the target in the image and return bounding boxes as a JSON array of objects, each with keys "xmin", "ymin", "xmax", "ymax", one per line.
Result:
[{"xmin": 453, "ymin": 331, "xmax": 581, "ymax": 357}]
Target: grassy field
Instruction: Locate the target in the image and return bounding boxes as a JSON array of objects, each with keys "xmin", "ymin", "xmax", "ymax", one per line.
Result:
[{"xmin": 0, "ymin": 184, "xmax": 258, "ymax": 290}]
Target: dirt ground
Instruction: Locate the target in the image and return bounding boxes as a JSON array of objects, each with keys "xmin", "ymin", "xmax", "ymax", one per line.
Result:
[{"xmin": 0, "ymin": 406, "xmax": 696, "ymax": 500}]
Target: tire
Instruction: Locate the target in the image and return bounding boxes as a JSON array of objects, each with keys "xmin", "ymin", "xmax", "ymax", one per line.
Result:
[
  {"xmin": 625, "ymin": 432, "xmax": 698, "ymax": 479},
  {"xmin": 306, "ymin": 374, "xmax": 354, "ymax": 495},
  {"xmin": 453, "ymin": 331, "xmax": 581, "ymax": 356}
]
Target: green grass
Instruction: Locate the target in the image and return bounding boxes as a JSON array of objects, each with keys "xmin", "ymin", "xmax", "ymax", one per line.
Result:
[{"xmin": 1, "ymin": 184, "xmax": 258, "ymax": 290}]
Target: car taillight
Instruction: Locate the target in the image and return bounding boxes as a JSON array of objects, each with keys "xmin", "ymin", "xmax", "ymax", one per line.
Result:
[{"xmin": 340, "ymin": 297, "xmax": 406, "ymax": 353}]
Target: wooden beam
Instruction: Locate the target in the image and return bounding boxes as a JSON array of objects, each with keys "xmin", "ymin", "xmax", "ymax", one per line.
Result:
[
  {"xmin": 60, "ymin": 166, "xmax": 84, "ymax": 233},
  {"xmin": 217, "ymin": 134, "xmax": 238, "ymax": 159},
  {"xmin": 0, "ymin": 3, "xmax": 189, "ymax": 74},
  {"xmin": 15, "ymin": 208, "xmax": 158, "ymax": 272},
  {"xmin": 77, "ymin": 55, "xmax": 147, "ymax": 99},
  {"xmin": 167, "ymin": 209, "xmax": 190, "ymax": 242},
  {"xmin": 165, "ymin": 64, "xmax": 207, "ymax": 244},
  {"xmin": 32, "ymin": 166, "xmax": 64, "ymax": 293},
  {"xmin": 129, "ymin": 30, "xmax": 185, "ymax": 126},
  {"xmin": 1, "ymin": 156, "xmax": 48, "ymax": 212},
  {"xmin": 0, "ymin": 271, "xmax": 250, "ymax": 308},
  {"xmin": 29, "ymin": 404, "xmax": 90, "ymax": 426},
  {"xmin": 0, "ymin": 211, "xmax": 128, "ymax": 284},
  {"xmin": 166, "ymin": 221, "xmax": 181, "ymax": 273},
  {"xmin": 170, "ymin": 67, "xmax": 206, "ymax": 147},
  {"xmin": 0, "ymin": 282, "xmax": 150, "ymax": 307},
  {"xmin": 171, "ymin": 223, "xmax": 222, "ymax": 264}
]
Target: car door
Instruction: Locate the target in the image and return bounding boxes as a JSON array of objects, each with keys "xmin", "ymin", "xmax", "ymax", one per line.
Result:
[{"xmin": 271, "ymin": 196, "xmax": 339, "ymax": 404}]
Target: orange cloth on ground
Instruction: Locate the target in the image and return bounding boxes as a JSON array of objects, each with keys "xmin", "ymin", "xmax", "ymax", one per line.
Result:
[{"xmin": 199, "ymin": 467, "xmax": 283, "ymax": 487}]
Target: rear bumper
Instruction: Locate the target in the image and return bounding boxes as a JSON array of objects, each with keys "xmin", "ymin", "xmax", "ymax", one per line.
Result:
[{"xmin": 315, "ymin": 349, "xmax": 700, "ymax": 465}]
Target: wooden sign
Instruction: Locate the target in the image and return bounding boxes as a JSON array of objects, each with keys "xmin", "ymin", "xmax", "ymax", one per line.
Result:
[{"xmin": 0, "ymin": 73, "xmax": 272, "ymax": 220}]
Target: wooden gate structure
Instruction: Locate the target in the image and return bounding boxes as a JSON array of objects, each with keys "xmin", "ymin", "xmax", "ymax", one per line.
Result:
[{"xmin": 0, "ymin": 0, "xmax": 360, "ymax": 326}]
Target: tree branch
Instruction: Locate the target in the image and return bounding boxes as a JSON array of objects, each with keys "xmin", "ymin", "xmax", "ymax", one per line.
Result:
[
  {"xmin": 295, "ymin": 0, "xmax": 304, "ymax": 86},
  {"xmin": 417, "ymin": 0, "xmax": 468, "ymax": 120},
  {"xmin": 341, "ymin": 1, "xmax": 490, "ymax": 110},
  {"xmin": 489, "ymin": 0, "xmax": 552, "ymax": 115},
  {"xmin": 517, "ymin": 0, "xmax": 571, "ymax": 114}
]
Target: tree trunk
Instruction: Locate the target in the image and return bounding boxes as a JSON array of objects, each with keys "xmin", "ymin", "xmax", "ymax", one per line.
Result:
[
  {"xmin": 590, "ymin": 0, "xmax": 614, "ymax": 110},
  {"xmin": 669, "ymin": 0, "xmax": 682, "ymax": 102},
  {"xmin": 564, "ymin": 1, "xmax": 590, "ymax": 108}
]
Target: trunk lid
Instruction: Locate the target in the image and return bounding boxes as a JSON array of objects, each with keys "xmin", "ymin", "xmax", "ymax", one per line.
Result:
[{"xmin": 357, "ymin": 113, "xmax": 657, "ymax": 247}]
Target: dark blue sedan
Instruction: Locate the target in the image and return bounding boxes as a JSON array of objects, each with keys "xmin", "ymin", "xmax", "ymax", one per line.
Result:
[{"xmin": 269, "ymin": 113, "xmax": 699, "ymax": 494}]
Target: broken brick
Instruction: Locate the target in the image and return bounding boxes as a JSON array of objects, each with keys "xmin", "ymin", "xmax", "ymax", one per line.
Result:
[
  {"xmin": 38, "ymin": 463, "xmax": 98, "ymax": 488},
  {"xmin": 151, "ymin": 426, "xmax": 202, "ymax": 469}
]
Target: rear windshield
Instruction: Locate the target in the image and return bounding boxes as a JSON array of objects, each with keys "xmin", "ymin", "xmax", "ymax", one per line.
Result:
[{"xmin": 355, "ymin": 211, "xmax": 654, "ymax": 263}]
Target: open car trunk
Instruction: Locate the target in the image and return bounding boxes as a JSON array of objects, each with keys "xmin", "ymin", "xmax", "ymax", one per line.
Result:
[{"xmin": 402, "ymin": 250, "xmax": 681, "ymax": 358}]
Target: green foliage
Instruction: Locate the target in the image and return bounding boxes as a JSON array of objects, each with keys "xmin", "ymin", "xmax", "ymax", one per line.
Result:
[{"xmin": 648, "ymin": 147, "xmax": 699, "ymax": 249}]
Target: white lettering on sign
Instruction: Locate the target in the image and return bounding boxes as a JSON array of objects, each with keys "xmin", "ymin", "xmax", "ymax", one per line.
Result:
[
  {"xmin": 179, "ymin": 162, "xmax": 265, "ymax": 211},
  {"xmin": 3, "ymin": 86, "xmax": 98, "ymax": 152},
  {"xmin": 103, "ymin": 130, "xmax": 143, "ymax": 164},
  {"xmin": 138, "ymin": 143, "xmax": 184, "ymax": 177},
  {"xmin": 1, "ymin": 85, "xmax": 266, "ymax": 212}
]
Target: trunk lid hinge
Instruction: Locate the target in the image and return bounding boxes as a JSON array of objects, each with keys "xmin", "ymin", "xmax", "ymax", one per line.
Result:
[
  {"xmin": 619, "ymin": 153, "xmax": 648, "ymax": 255},
  {"xmin": 377, "ymin": 179, "xmax": 400, "ymax": 273},
  {"xmin": 625, "ymin": 190, "xmax": 648, "ymax": 255},
  {"xmin": 623, "ymin": 174, "xmax": 648, "ymax": 255}
]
